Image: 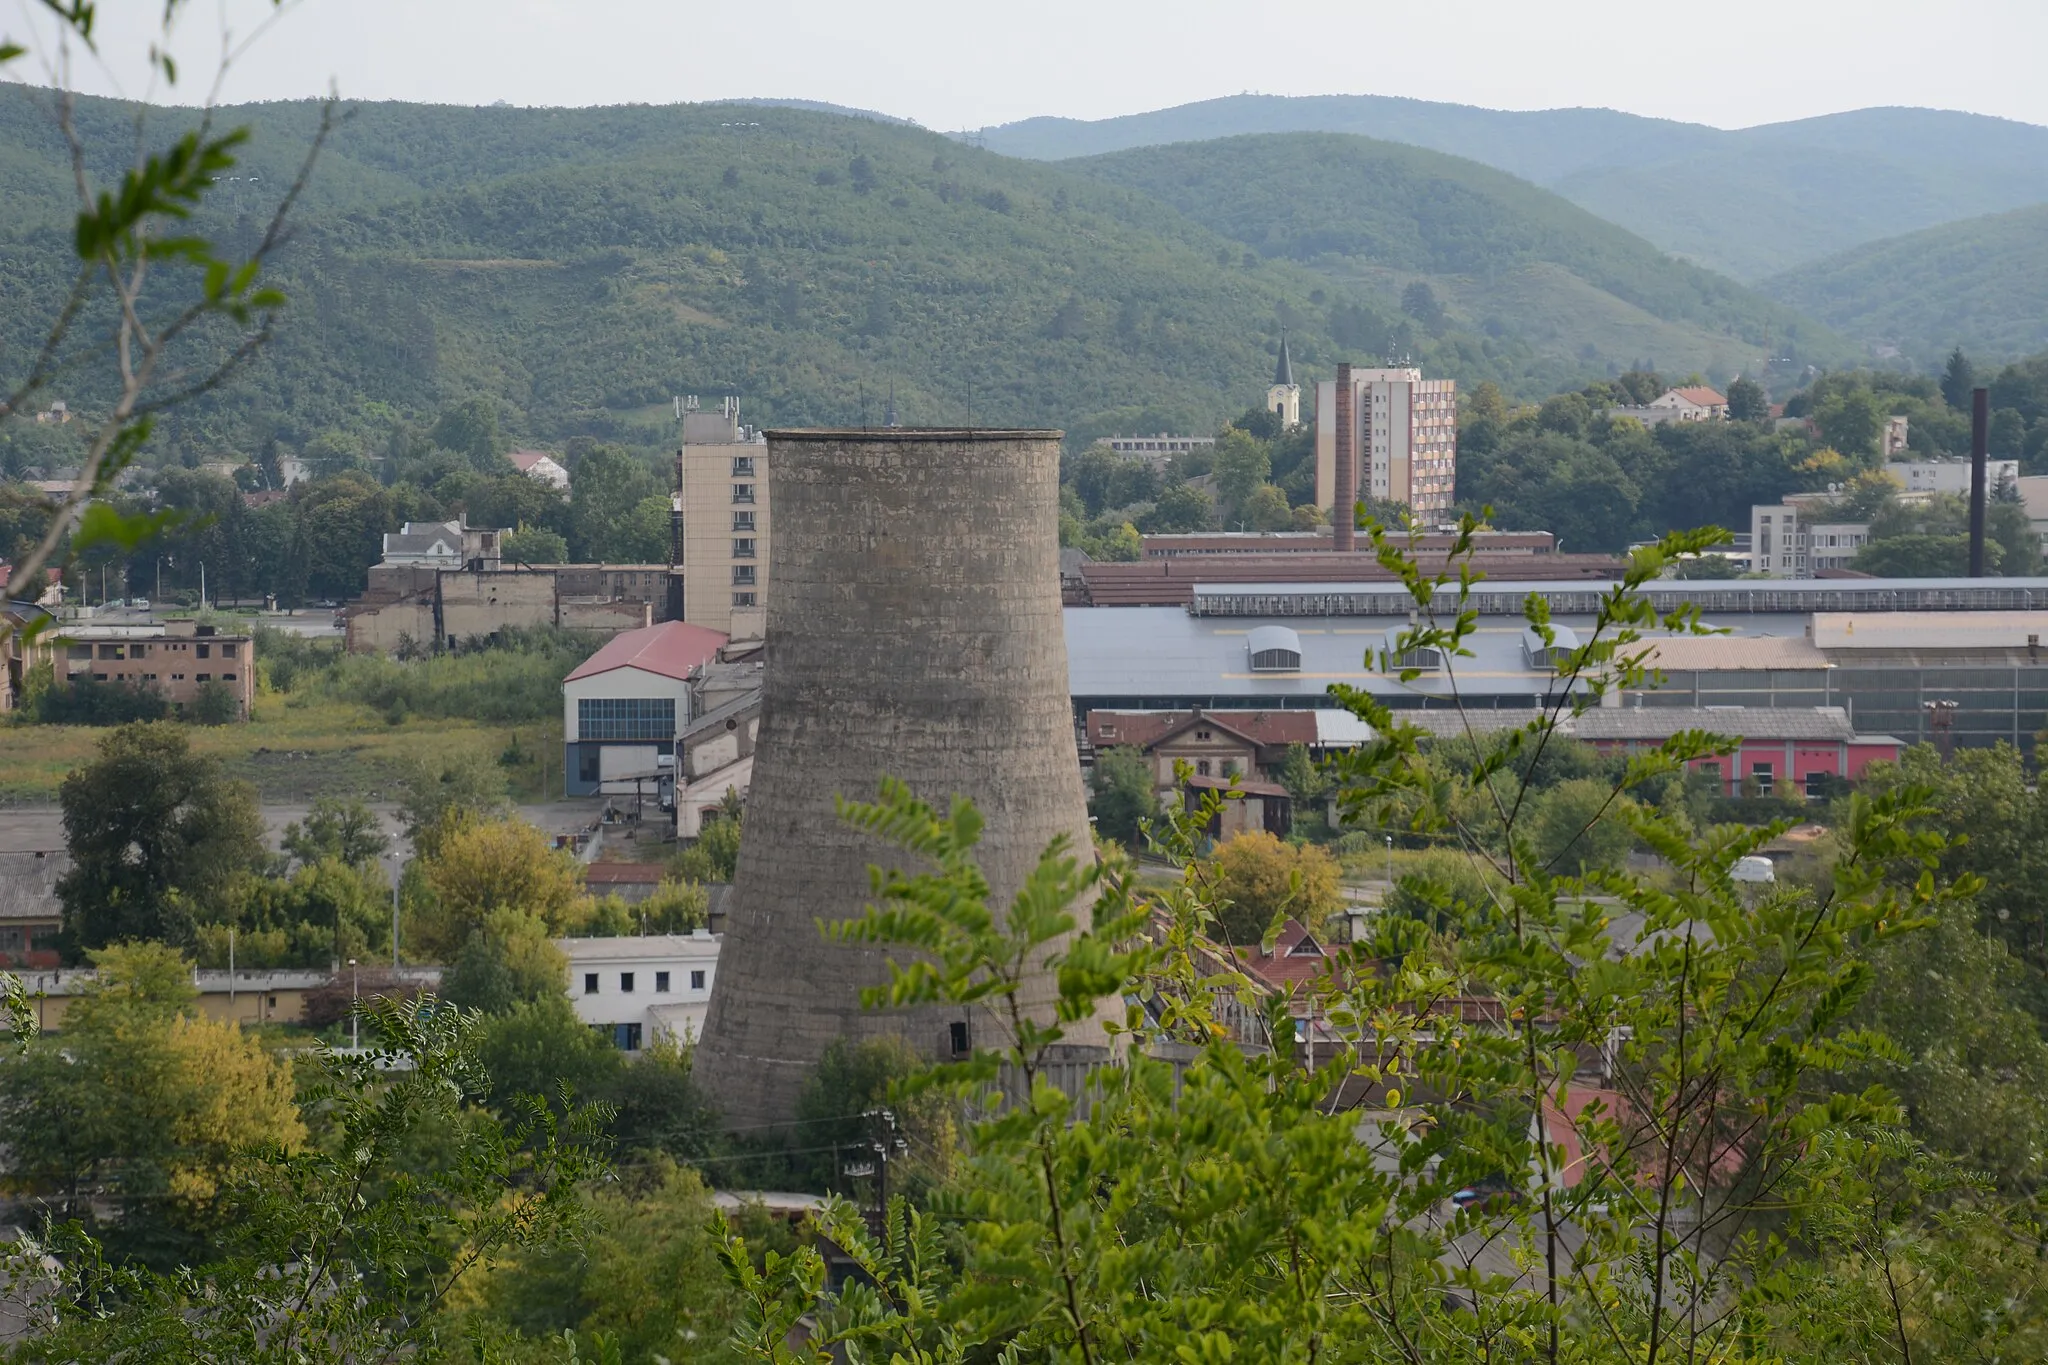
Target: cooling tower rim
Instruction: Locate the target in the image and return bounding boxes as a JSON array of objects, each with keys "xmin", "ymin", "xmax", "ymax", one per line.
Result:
[{"xmin": 764, "ymin": 427, "xmax": 1064, "ymax": 443}]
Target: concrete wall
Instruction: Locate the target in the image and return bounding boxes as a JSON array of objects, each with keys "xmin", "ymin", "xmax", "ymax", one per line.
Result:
[
  {"xmin": 439, "ymin": 569, "xmax": 558, "ymax": 644},
  {"xmin": 694, "ymin": 428, "xmax": 1108, "ymax": 1129}
]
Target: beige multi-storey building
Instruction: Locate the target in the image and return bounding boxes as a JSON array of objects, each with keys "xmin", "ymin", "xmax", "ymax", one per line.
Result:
[
  {"xmin": 1315, "ymin": 367, "xmax": 1458, "ymax": 523},
  {"xmin": 673, "ymin": 398, "xmax": 768, "ymax": 641},
  {"xmin": 39, "ymin": 619, "xmax": 256, "ymax": 718}
]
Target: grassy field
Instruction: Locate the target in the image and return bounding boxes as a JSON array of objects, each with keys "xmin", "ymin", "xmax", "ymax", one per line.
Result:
[{"xmin": 0, "ymin": 692, "xmax": 562, "ymax": 803}]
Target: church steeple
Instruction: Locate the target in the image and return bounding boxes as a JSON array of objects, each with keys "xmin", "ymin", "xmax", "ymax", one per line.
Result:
[
  {"xmin": 1272, "ymin": 330, "xmax": 1295, "ymax": 388},
  {"xmin": 1266, "ymin": 331, "xmax": 1301, "ymax": 429}
]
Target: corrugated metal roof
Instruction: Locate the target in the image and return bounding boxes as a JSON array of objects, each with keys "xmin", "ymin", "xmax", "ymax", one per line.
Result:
[
  {"xmin": 1065, "ymin": 608, "xmax": 1749, "ymax": 705},
  {"xmin": 0, "ymin": 851, "xmax": 65, "ymax": 921},
  {"xmin": 1638, "ymin": 635, "xmax": 1827, "ymax": 670},
  {"xmin": 1810, "ymin": 611, "xmax": 2048, "ymax": 651},
  {"xmin": 565, "ymin": 620, "xmax": 729, "ymax": 684},
  {"xmin": 1575, "ymin": 707, "xmax": 1858, "ymax": 742}
]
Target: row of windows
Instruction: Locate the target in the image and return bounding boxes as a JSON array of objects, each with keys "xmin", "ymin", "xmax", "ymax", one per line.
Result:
[
  {"xmin": 577, "ymin": 696, "xmax": 676, "ymax": 741},
  {"xmin": 85, "ymin": 671, "xmax": 236, "ymax": 683},
  {"xmin": 582, "ymin": 969, "xmax": 705, "ymax": 994},
  {"xmin": 73, "ymin": 640, "xmax": 237, "ymax": 660}
]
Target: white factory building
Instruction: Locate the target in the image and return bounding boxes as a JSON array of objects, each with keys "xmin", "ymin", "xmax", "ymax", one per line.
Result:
[{"xmin": 559, "ymin": 931, "xmax": 722, "ymax": 1052}]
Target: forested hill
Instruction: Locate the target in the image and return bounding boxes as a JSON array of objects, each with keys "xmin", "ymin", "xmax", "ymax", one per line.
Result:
[
  {"xmin": 1763, "ymin": 203, "xmax": 2048, "ymax": 368},
  {"xmin": 977, "ymin": 94, "xmax": 2048, "ymax": 280},
  {"xmin": 0, "ymin": 88, "xmax": 1790, "ymax": 462},
  {"xmin": 0, "ymin": 89, "xmax": 1349, "ymax": 455},
  {"xmin": 1068, "ymin": 133, "xmax": 1850, "ymax": 384}
]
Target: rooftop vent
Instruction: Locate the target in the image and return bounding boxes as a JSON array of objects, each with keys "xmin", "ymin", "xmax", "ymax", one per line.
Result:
[{"xmin": 1247, "ymin": 625, "xmax": 1302, "ymax": 672}]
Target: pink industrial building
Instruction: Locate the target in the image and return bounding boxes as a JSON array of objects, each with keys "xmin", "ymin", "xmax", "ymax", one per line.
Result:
[{"xmin": 1574, "ymin": 707, "xmax": 1901, "ymax": 800}]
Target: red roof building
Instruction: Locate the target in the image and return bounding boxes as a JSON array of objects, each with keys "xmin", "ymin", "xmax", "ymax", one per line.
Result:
[
  {"xmin": 564, "ymin": 621, "xmax": 729, "ymax": 797},
  {"xmin": 566, "ymin": 620, "xmax": 728, "ymax": 685}
]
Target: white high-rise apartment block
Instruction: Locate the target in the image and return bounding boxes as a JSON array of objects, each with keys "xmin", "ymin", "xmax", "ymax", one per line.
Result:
[
  {"xmin": 675, "ymin": 397, "xmax": 768, "ymax": 642},
  {"xmin": 1314, "ymin": 367, "xmax": 1458, "ymax": 523}
]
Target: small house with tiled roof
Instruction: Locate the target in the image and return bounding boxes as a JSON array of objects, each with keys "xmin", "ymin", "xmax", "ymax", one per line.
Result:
[
  {"xmin": 507, "ymin": 449, "xmax": 570, "ymax": 492},
  {"xmin": 1646, "ymin": 386, "xmax": 1728, "ymax": 421}
]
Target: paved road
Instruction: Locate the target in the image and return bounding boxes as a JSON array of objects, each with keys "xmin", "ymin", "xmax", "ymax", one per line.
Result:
[{"xmin": 0, "ymin": 799, "xmax": 606, "ymax": 855}]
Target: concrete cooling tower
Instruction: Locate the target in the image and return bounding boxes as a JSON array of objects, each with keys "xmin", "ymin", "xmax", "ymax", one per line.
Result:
[{"xmin": 693, "ymin": 428, "xmax": 1106, "ymax": 1130}]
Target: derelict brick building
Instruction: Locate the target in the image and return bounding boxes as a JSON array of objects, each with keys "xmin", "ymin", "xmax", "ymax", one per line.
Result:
[{"xmin": 693, "ymin": 428, "xmax": 1104, "ymax": 1129}]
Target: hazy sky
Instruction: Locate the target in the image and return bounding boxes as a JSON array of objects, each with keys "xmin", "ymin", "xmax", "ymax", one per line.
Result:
[{"xmin": 10, "ymin": 0, "xmax": 2048, "ymax": 131}]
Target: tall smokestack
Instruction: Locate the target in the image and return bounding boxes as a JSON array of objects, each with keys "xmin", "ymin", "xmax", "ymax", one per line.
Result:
[
  {"xmin": 1970, "ymin": 386, "xmax": 1989, "ymax": 578},
  {"xmin": 1333, "ymin": 362, "xmax": 1356, "ymax": 552},
  {"xmin": 694, "ymin": 427, "xmax": 1106, "ymax": 1129}
]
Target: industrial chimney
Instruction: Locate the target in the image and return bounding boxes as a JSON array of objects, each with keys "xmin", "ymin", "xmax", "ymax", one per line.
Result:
[
  {"xmin": 1969, "ymin": 386, "xmax": 1989, "ymax": 578},
  {"xmin": 1333, "ymin": 362, "xmax": 1356, "ymax": 552},
  {"xmin": 693, "ymin": 427, "xmax": 1106, "ymax": 1129}
]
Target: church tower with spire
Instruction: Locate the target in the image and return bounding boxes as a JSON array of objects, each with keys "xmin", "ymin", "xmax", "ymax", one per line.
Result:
[{"xmin": 1266, "ymin": 331, "xmax": 1301, "ymax": 429}]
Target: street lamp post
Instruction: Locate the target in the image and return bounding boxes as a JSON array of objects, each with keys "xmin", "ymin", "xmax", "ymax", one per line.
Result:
[
  {"xmin": 1385, "ymin": 835, "xmax": 1394, "ymax": 892},
  {"xmin": 349, "ymin": 958, "xmax": 360, "ymax": 1051},
  {"xmin": 387, "ymin": 855, "xmax": 404, "ymax": 968}
]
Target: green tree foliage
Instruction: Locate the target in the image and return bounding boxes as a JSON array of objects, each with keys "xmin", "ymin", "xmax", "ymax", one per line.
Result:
[
  {"xmin": 400, "ymin": 748, "xmax": 512, "ymax": 851},
  {"xmin": 463, "ymin": 1158, "xmax": 735, "ymax": 1359},
  {"xmin": 1457, "ymin": 380, "xmax": 1821, "ymax": 549},
  {"xmin": 32, "ymin": 674, "xmax": 170, "ymax": 725},
  {"xmin": 1523, "ymin": 775, "xmax": 1638, "ymax": 874},
  {"xmin": 1853, "ymin": 491, "xmax": 2040, "ymax": 576},
  {"xmin": 0, "ymin": 944, "xmax": 304, "ymax": 1269},
  {"xmin": 502, "ymin": 523, "xmax": 569, "ymax": 563},
  {"xmin": 1942, "ymin": 346, "xmax": 1978, "ymax": 409},
  {"xmin": 189, "ymin": 679, "xmax": 239, "ymax": 725},
  {"xmin": 281, "ymin": 796, "xmax": 391, "ymax": 869},
  {"xmin": 1856, "ymin": 743, "xmax": 2048, "ymax": 987},
  {"xmin": 191, "ymin": 857, "xmax": 394, "ymax": 969},
  {"xmin": 1770, "ymin": 205, "xmax": 2048, "ymax": 370},
  {"xmin": 6, "ymin": 995, "xmax": 609, "ymax": 1361},
  {"xmin": 57, "ymin": 722, "xmax": 270, "ymax": 954},
  {"xmin": 1141, "ymin": 481, "xmax": 1214, "ymax": 532},
  {"xmin": 428, "ymin": 399, "xmax": 507, "ymax": 468},
  {"xmin": 1812, "ymin": 385, "xmax": 1887, "ymax": 457},
  {"xmin": 441, "ymin": 908, "xmax": 570, "ymax": 1016},
  {"xmin": 672, "ymin": 809, "xmax": 743, "ymax": 883},
  {"xmin": 569, "ymin": 446, "xmax": 662, "ymax": 562},
  {"xmin": 1086, "ymin": 745, "xmax": 1158, "ymax": 848},
  {"xmin": 473, "ymin": 994, "xmax": 622, "ymax": 1121},
  {"xmin": 1725, "ymin": 374, "xmax": 1769, "ymax": 421}
]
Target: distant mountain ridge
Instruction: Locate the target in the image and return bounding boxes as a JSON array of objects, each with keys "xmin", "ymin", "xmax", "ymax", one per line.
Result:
[
  {"xmin": 1764, "ymin": 203, "xmax": 2048, "ymax": 366},
  {"xmin": 971, "ymin": 94, "xmax": 2048, "ymax": 279},
  {"xmin": 1069, "ymin": 133, "xmax": 1850, "ymax": 384},
  {"xmin": 11, "ymin": 87, "xmax": 1812, "ymax": 462}
]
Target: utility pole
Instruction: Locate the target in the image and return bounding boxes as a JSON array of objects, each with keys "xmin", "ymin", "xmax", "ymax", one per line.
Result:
[
  {"xmin": 853, "ymin": 1108, "xmax": 907, "ymax": 1235},
  {"xmin": 349, "ymin": 958, "xmax": 360, "ymax": 1051}
]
